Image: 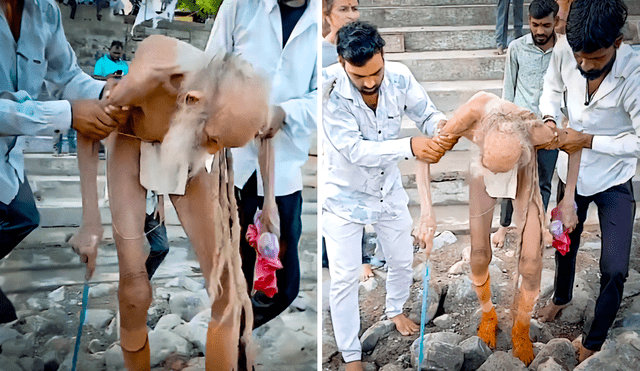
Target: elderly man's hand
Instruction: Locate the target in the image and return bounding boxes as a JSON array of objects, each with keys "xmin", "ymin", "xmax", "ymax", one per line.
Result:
[
  {"xmin": 68, "ymin": 225, "xmax": 103, "ymax": 281},
  {"xmin": 71, "ymin": 99, "xmax": 119, "ymax": 140},
  {"xmin": 560, "ymin": 128, "xmax": 593, "ymax": 154},
  {"xmin": 260, "ymin": 105, "xmax": 286, "ymax": 139},
  {"xmin": 411, "ymin": 137, "xmax": 448, "ymax": 163}
]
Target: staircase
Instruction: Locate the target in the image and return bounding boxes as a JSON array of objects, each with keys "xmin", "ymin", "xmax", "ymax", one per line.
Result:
[{"xmin": 359, "ymin": 0, "xmax": 640, "ymax": 233}]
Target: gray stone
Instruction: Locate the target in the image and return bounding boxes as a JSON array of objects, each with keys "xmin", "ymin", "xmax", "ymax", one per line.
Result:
[
  {"xmin": 1, "ymin": 336, "xmax": 35, "ymax": 357},
  {"xmin": 448, "ymin": 260, "xmax": 469, "ymax": 275},
  {"xmin": 434, "ymin": 314, "xmax": 454, "ymax": 328},
  {"xmin": 41, "ymin": 307, "xmax": 69, "ymax": 331},
  {"xmin": 574, "ymin": 331, "xmax": 640, "ymax": 371},
  {"xmin": 154, "ymin": 313, "xmax": 183, "ymax": 331},
  {"xmin": 580, "ymin": 242, "xmax": 600, "ymax": 251},
  {"xmin": 539, "ymin": 269, "xmax": 555, "ymax": 299},
  {"xmin": 88, "ymin": 283, "xmax": 116, "ymax": 298},
  {"xmin": 41, "ymin": 350, "xmax": 59, "ymax": 366},
  {"xmin": 623, "ymin": 270, "xmax": 640, "ymax": 299},
  {"xmin": 477, "ymin": 351, "xmax": 528, "ymax": 371},
  {"xmin": 88, "ymin": 338, "xmax": 108, "ymax": 353},
  {"xmin": 104, "ymin": 343, "xmax": 125, "ymax": 371},
  {"xmin": 182, "ymin": 357, "xmax": 206, "ymax": 371},
  {"xmin": 529, "ymin": 319, "xmax": 554, "ymax": 344},
  {"xmin": 23, "ymin": 315, "xmax": 63, "ymax": 336},
  {"xmin": 529, "ymin": 338, "xmax": 577, "ymax": 371},
  {"xmin": 165, "ymin": 276, "xmax": 204, "ymax": 292},
  {"xmin": 459, "ymin": 336, "xmax": 492, "ymax": 371},
  {"xmin": 26, "ymin": 297, "xmax": 50, "ymax": 311},
  {"xmin": 433, "ymin": 231, "xmax": 458, "ymax": 251},
  {"xmin": 17, "ymin": 356, "xmax": 45, "ymax": 371},
  {"xmin": 536, "ymin": 358, "xmax": 566, "ymax": 371},
  {"xmin": 168, "ymin": 290, "xmax": 210, "ymax": 322},
  {"xmin": 85, "ymin": 309, "xmax": 115, "ymax": 330},
  {"xmin": 410, "ymin": 340, "xmax": 464, "ymax": 370},
  {"xmin": 148, "ymin": 330, "xmax": 190, "ymax": 367},
  {"xmin": 559, "ymin": 278, "xmax": 592, "ymax": 324},
  {"xmin": 44, "ymin": 336, "xmax": 74, "ymax": 359},
  {"xmin": 47, "ymin": 286, "xmax": 65, "ymax": 302},
  {"xmin": 360, "ymin": 320, "xmax": 395, "ymax": 352},
  {"xmin": 0, "ymin": 354, "xmax": 23, "ymax": 371},
  {"xmin": 414, "ymin": 262, "xmax": 427, "ymax": 283},
  {"xmin": 379, "ymin": 363, "xmax": 404, "ymax": 371},
  {"xmin": 0, "ymin": 326, "xmax": 20, "ymax": 345},
  {"xmin": 359, "ymin": 276, "xmax": 378, "ymax": 292}
]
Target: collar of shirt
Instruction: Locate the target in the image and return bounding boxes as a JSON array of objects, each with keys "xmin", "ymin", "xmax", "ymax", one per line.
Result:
[
  {"xmin": 332, "ymin": 65, "xmax": 391, "ymax": 112},
  {"xmin": 523, "ymin": 32, "xmax": 555, "ymax": 54}
]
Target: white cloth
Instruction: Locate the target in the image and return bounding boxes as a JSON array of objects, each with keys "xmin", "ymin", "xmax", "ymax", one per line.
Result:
[
  {"xmin": 0, "ymin": 0, "xmax": 105, "ymax": 204},
  {"xmin": 322, "ymin": 62, "xmax": 446, "ymax": 224},
  {"xmin": 539, "ymin": 35, "xmax": 640, "ymax": 196},
  {"xmin": 204, "ymin": 0, "xmax": 318, "ymax": 197},
  {"xmin": 323, "ymin": 208, "xmax": 414, "ymax": 363},
  {"xmin": 133, "ymin": 0, "xmax": 178, "ymax": 31},
  {"xmin": 139, "ymin": 141, "xmax": 189, "ymax": 196}
]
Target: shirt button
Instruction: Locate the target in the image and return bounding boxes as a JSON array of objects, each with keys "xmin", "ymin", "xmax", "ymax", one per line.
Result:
[
  {"xmin": 380, "ymin": 199, "xmax": 383, "ymax": 202},
  {"xmin": 381, "ymin": 171, "xmax": 384, "ymax": 175},
  {"xmin": 378, "ymin": 130, "xmax": 382, "ymax": 134},
  {"xmin": 380, "ymin": 187, "xmax": 383, "ymax": 191}
]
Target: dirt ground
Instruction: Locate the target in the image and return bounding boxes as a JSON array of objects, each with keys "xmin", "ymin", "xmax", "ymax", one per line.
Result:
[{"xmin": 323, "ymin": 223, "xmax": 640, "ymax": 370}]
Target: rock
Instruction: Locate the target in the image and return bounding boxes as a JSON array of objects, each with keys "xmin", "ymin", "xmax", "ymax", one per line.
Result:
[
  {"xmin": 154, "ymin": 313, "xmax": 184, "ymax": 331},
  {"xmin": 85, "ymin": 309, "xmax": 115, "ymax": 330},
  {"xmin": 26, "ymin": 297, "xmax": 50, "ymax": 311},
  {"xmin": 434, "ymin": 314, "xmax": 454, "ymax": 328},
  {"xmin": 433, "ymin": 231, "xmax": 458, "ymax": 251},
  {"xmin": 291, "ymin": 292, "xmax": 310, "ymax": 311},
  {"xmin": 379, "ymin": 363, "xmax": 404, "ymax": 371},
  {"xmin": 104, "ymin": 317, "xmax": 118, "ymax": 342},
  {"xmin": 183, "ymin": 310, "xmax": 210, "ymax": 355},
  {"xmin": 462, "ymin": 245, "xmax": 471, "ymax": 262},
  {"xmin": 476, "ymin": 351, "xmax": 527, "ymax": 371},
  {"xmin": 17, "ymin": 356, "xmax": 45, "ymax": 371},
  {"xmin": 0, "ymin": 326, "xmax": 20, "ymax": 345},
  {"xmin": 44, "ymin": 336, "xmax": 74, "ymax": 359},
  {"xmin": 529, "ymin": 319, "xmax": 554, "ymax": 344},
  {"xmin": 182, "ymin": 357, "xmax": 206, "ymax": 371},
  {"xmin": 529, "ymin": 338, "xmax": 577, "ymax": 371},
  {"xmin": 410, "ymin": 340, "xmax": 464, "ymax": 370},
  {"xmin": 1, "ymin": 336, "xmax": 35, "ymax": 357},
  {"xmin": 536, "ymin": 357, "xmax": 566, "ymax": 371},
  {"xmin": 409, "ymin": 281, "xmax": 441, "ymax": 325},
  {"xmin": 459, "ymin": 336, "xmax": 492, "ymax": 371},
  {"xmin": 574, "ymin": 331, "xmax": 640, "ymax": 371},
  {"xmin": 623, "ymin": 270, "xmax": 640, "ymax": 299},
  {"xmin": 360, "ymin": 320, "xmax": 395, "ymax": 352},
  {"xmin": 62, "ymin": 351, "xmax": 105, "ymax": 371},
  {"xmin": 559, "ymin": 278, "xmax": 593, "ymax": 324},
  {"xmin": 88, "ymin": 283, "xmax": 116, "ymax": 298},
  {"xmin": 448, "ymin": 260, "xmax": 469, "ymax": 275},
  {"xmin": 168, "ymin": 290, "xmax": 210, "ymax": 322},
  {"xmin": 104, "ymin": 343, "xmax": 125, "ymax": 371},
  {"xmin": 444, "ymin": 273, "xmax": 500, "ymax": 312},
  {"xmin": 47, "ymin": 287, "xmax": 65, "ymax": 302},
  {"xmin": 23, "ymin": 315, "xmax": 63, "ymax": 336},
  {"xmin": 165, "ymin": 276, "xmax": 205, "ymax": 292},
  {"xmin": 580, "ymin": 242, "xmax": 600, "ymax": 251},
  {"xmin": 42, "ymin": 350, "xmax": 59, "ymax": 367},
  {"xmin": 148, "ymin": 330, "xmax": 190, "ymax": 367},
  {"xmin": 359, "ymin": 276, "xmax": 378, "ymax": 292},
  {"xmin": 88, "ymin": 338, "xmax": 108, "ymax": 353},
  {"xmin": 0, "ymin": 354, "xmax": 23, "ymax": 371},
  {"xmin": 539, "ymin": 269, "xmax": 555, "ymax": 299},
  {"xmin": 414, "ymin": 263, "xmax": 427, "ymax": 283}
]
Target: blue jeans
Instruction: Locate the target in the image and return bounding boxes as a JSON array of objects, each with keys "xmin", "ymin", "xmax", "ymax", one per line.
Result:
[
  {"xmin": 496, "ymin": 0, "xmax": 524, "ymax": 49},
  {"xmin": 236, "ymin": 172, "xmax": 302, "ymax": 329},
  {"xmin": 554, "ymin": 180, "xmax": 635, "ymax": 351},
  {"xmin": 500, "ymin": 148, "xmax": 558, "ymax": 227},
  {"xmin": 0, "ymin": 176, "xmax": 40, "ymax": 323},
  {"xmin": 144, "ymin": 212, "xmax": 170, "ymax": 280}
]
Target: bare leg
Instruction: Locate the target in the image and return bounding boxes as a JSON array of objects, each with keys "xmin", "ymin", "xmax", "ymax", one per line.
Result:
[
  {"xmin": 170, "ymin": 157, "xmax": 253, "ymax": 371},
  {"xmin": 413, "ymin": 159, "xmax": 437, "ymax": 257},
  {"xmin": 511, "ymin": 200, "xmax": 543, "ymax": 366},
  {"xmin": 345, "ymin": 361, "xmax": 363, "ymax": 371},
  {"xmin": 468, "ymin": 174, "xmax": 498, "ymax": 348},
  {"xmin": 107, "ymin": 134, "xmax": 151, "ymax": 370}
]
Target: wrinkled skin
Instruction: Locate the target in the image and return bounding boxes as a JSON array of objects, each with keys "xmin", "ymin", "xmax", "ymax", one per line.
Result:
[
  {"xmin": 436, "ymin": 91, "xmax": 570, "ymax": 365},
  {"xmin": 70, "ymin": 35, "xmax": 269, "ymax": 370}
]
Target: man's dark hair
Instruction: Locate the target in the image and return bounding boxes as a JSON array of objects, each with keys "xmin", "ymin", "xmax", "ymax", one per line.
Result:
[
  {"xmin": 110, "ymin": 40, "xmax": 124, "ymax": 49},
  {"xmin": 529, "ymin": 0, "xmax": 559, "ymax": 20},
  {"xmin": 566, "ymin": 0, "xmax": 628, "ymax": 53},
  {"xmin": 336, "ymin": 21, "xmax": 385, "ymax": 66}
]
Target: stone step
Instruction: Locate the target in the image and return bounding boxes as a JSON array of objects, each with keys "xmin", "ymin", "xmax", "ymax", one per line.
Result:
[
  {"xmin": 24, "ymin": 153, "xmax": 105, "ymax": 176},
  {"xmin": 28, "ymin": 175, "xmax": 107, "ymax": 202},
  {"xmin": 386, "ymin": 49, "xmax": 506, "ymax": 81},
  {"xmin": 381, "ymin": 25, "xmax": 526, "ymax": 52},
  {"xmin": 422, "ymin": 79, "xmax": 503, "ymax": 116},
  {"xmin": 360, "ymin": 0, "xmax": 493, "ymax": 6}
]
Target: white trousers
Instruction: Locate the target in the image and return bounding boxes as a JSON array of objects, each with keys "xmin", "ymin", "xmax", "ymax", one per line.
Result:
[{"xmin": 323, "ymin": 208, "xmax": 414, "ymax": 363}]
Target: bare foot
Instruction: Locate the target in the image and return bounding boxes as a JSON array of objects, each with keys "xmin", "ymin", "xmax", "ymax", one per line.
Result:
[
  {"xmin": 536, "ymin": 300, "xmax": 569, "ymax": 322},
  {"xmin": 478, "ymin": 307, "xmax": 498, "ymax": 348},
  {"xmin": 543, "ymin": 228, "xmax": 553, "ymax": 247},
  {"xmin": 360, "ymin": 263, "xmax": 374, "ymax": 282},
  {"xmin": 390, "ymin": 313, "xmax": 419, "ymax": 336},
  {"xmin": 512, "ymin": 320, "xmax": 534, "ymax": 365},
  {"xmin": 578, "ymin": 345, "xmax": 596, "ymax": 363},
  {"xmin": 491, "ymin": 226, "xmax": 508, "ymax": 248},
  {"xmin": 345, "ymin": 361, "xmax": 363, "ymax": 371}
]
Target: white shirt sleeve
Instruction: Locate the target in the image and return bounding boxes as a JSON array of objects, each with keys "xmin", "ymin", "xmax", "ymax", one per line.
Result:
[
  {"xmin": 0, "ymin": 91, "xmax": 71, "ymax": 137},
  {"xmin": 402, "ymin": 66, "xmax": 446, "ymax": 137},
  {"xmin": 539, "ymin": 40, "xmax": 565, "ymax": 124},
  {"xmin": 204, "ymin": 0, "xmax": 237, "ymax": 59}
]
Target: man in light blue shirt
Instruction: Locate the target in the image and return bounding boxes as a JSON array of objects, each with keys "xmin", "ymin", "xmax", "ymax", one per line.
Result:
[
  {"xmin": 0, "ymin": 0, "xmax": 119, "ymax": 323},
  {"xmin": 492, "ymin": 0, "xmax": 559, "ymax": 248},
  {"xmin": 205, "ymin": 0, "xmax": 317, "ymax": 329},
  {"xmin": 93, "ymin": 40, "xmax": 129, "ymax": 80}
]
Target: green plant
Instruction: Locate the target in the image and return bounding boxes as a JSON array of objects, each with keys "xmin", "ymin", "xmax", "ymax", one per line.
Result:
[{"xmin": 176, "ymin": 0, "xmax": 223, "ymax": 17}]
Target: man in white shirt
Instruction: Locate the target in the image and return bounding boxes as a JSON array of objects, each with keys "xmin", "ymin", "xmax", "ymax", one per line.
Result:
[
  {"xmin": 322, "ymin": 21, "xmax": 456, "ymax": 371},
  {"xmin": 0, "ymin": 0, "xmax": 119, "ymax": 323},
  {"xmin": 536, "ymin": 0, "xmax": 640, "ymax": 362},
  {"xmin": 205, "ymin": 0, "xmax": 317, "ymax": 328}
]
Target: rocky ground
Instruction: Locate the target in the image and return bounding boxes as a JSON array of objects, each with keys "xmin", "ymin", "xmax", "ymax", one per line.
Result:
[
  {"xmin": 322, "ymin": 223, "xmax": 640, "ymax": 371},
  {"xmin": 0, "ymin": 234, "xmax": 317, "ymax": 371}
]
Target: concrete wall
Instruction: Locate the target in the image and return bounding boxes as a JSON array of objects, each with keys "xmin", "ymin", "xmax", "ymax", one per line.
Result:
[{"xmin": 58, "ymin": 3, "xmax": 212, "ymax": 75}]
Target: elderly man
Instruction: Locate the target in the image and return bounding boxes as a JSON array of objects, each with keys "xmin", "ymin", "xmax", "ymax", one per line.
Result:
[
  {"xmin": 537, "ymin": 0, "xmax": 640, "ymax": 363},
  {"xmin": 0, "ymin": 0, "xmax": 118, "ymax": 323}
]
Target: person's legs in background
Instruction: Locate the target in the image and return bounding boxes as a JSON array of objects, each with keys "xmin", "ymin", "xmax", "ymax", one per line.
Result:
[
  {"xmin": 144, "ymin": 212, "xmax": 170, "ymax": 280},
  {"xmin": 495, "ymin": 0, "xmax": 510, "ymax": 53}
]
